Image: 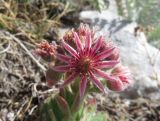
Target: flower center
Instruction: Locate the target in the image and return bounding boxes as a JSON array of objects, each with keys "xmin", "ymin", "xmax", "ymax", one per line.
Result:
[{"xmin": 77, "ymin": 57, "xmax": 92, "ymax": 73}]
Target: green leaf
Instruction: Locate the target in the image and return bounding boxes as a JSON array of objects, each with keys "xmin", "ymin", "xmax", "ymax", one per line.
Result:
[
  {"xmin": 148, "ymin": 27, "xmax": 160, "ymax": 41},
  {"xmin": 55, "ymin": 96, "xmax": 72, "ymax": 121},
  {"xmin": 49, "ymin": 96, "xmax": 64, "ymax": 121},
  {"xmin": 80, "ymin": 111, "xmax": 107, "ymax": 121},
  {"xmin": 92, "ymin": 0, "xmax": 107, "ymax": 12},
  {"xmin": 41, "ymin": 100, "xmax": 57, "ymax": 121},
  {"xmin": 89, "ymin": 112, "xmax": 106, "ymax": 121}
]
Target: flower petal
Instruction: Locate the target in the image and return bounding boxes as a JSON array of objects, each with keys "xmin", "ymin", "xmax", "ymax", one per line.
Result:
[
  {"xmin": 93, "ymin": 60, "xmax": 119, "ymax": 69},
  {"xmin": 62, "ymin": 40, "xmax": 78, "ymax": 58},
  {"xmin": 94, "ymin": 47, "xmax": 115, "ymax": 61},
  {"xmin": 92, "ymin": 69, "xmax": 126, "ymax": 91},
  {"xmin": 85, "ymin": 31, "xmax": 92, "ymax": 50},
  {"xmin": 89, "ymin": 72, "xmax": 104, "ymax": 92},
  {"xmin": 73, "ymin": 32, "xmax": 83, "ymax": 52},
  {"xmin": 53, "ymin": 65, "xmax": 71, "ymax": 72},
  {"xmin": 56, "ymin": 53, "xmax": 71, "ymax": 63},
  {"xmin": 92, "ymin": 36, "xmax": 103, "ymax": 52},
  {"xmin": 80, "ymin": 75, "xmax": 88, "ymax": 98},
  {"xmin": 92, "ymin": 68, "xmax": 115, "ymax": 81},
  {"xmin": 62, "ymin": 72, "xmax": 79, "ymax": 87},
  {"xmin": 113, "ymin": 66, "xmax": 131, "ymax": 77}
]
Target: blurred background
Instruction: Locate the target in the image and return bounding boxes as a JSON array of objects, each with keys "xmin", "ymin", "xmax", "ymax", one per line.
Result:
[{"xmin": 0, "ymin": 0, "xmax": 160, "ymax": 121}]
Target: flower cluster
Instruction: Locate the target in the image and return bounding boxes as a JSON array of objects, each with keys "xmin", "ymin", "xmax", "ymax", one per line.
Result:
[
  {"xmin": 36, "ymin": 24, "xmax": 132, "ymax": 97},
  {"xmin": 36, "ymin": 42, "xmax": 56, "ymax": 61}
]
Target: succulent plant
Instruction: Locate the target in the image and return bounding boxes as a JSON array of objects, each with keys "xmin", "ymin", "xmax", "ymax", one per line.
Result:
[{"xmin": 36, "ymin": 23, "xmax": 133, "ymax": 121}]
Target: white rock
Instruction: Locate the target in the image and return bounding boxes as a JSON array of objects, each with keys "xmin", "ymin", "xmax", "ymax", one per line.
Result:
[{"xmin": 79, "ymin": 9, "xmax": 160, "ymax": 99}]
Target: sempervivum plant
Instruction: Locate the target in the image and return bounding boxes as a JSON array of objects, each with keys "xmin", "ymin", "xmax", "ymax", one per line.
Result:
[{"xmin": 36, "ymin": 23, "xmax": 132, "ymax": 121}]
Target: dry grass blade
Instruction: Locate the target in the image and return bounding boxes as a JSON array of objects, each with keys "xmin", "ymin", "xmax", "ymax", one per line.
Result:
[{"xmin": 3, "ymin": 31, "xmax": 46, "ymax": 72}]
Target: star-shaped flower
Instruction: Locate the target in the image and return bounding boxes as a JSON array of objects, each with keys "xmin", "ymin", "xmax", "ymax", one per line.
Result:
[{"xmin": 53, "ymin": 28, "xmax": 122, "ymax": 97}]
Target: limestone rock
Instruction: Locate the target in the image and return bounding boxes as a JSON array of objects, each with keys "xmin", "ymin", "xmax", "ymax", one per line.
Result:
[{"xmin": 79, "ymin": 9, "xmax": 160, "ymax": 99}]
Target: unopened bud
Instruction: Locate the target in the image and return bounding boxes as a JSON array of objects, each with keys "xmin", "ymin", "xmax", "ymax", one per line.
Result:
[
  {"xmin": 107, "ymin": 66, "xmax": 132, "ymax": 91},
  {"xmin": 36, "ymin": 42, "xmax": 56, "ymax": 62},
  {"xmin": 46, "ymin": 63, "xmax": 62, "ymax": 87}
]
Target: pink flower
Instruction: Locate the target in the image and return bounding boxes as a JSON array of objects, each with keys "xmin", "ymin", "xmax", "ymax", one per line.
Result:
[
  {"xmin": 78, "ymin": 23, "xmax": 97, "ymax": 42},
  {"xmin": 107, "ymin": 48, "xmax": 120, "ymax": 61},
  {"xmin": 53, "ymin": 27, "xmax": 120, "ymax": 97},
  {"xmin": 36, "ymin": 42, "xmax": 56, "ymax": 61},
  {"xmin": 100, "ymin": 40, "xmax": 120, "ymax": 61},
  {"xmin": 63, "ymin": 30, "xmax": 74, "ymax": 42},
  {"xmin": 35, "ymin": 24, "xmax": 132, "ymax": 98},
  {"xmin": 78, "ymin": 23, "xmax": 90, "ymax": 37},
  {"xmin": 107, "ymin": 65, "xmax": 132, "ymax": 91}
]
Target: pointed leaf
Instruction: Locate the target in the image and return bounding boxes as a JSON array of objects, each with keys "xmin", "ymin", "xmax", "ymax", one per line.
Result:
[
  {"xmin": 55, "ymin": 96, "xmax": 71, "ymax": 119},
  {"xmin": 80, "ymin": 75, "xmax": 88, "ymax": 98}
]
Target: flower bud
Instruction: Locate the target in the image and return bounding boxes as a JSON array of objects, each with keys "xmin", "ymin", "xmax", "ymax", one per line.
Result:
[
  {"xmin": 78, "ymin": 23, "xmax": 90, "ymax": 37},
  {"xmin": 46, "ymin": 63, "xmax": 62, "ymax": 87},
  {"xmin": 36, "ymin": 42, "xmax": 56, "ymax": 62},
  {"xmin": 107, "ymin": 48, "xmax": 120, "ymax": 61},
  {"xmin": 63, "ymin": 30, "xmax": 77, "ymax": 49},
  {"xmin": 107, "ymin": 66, "xmax": 132, "ymax": 91},
  {"xmin": 107, "ymin": 77, "xmax": 124, "ymax": 91},
  {"xmin": 55, "ymin": 95, "xmax": 71, "ymax": 117}
]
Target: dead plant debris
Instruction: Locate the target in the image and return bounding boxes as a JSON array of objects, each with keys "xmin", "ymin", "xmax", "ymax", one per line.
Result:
[{"xmin": 0, "ymin": 0, "xmax": 160, "ymax": 121}]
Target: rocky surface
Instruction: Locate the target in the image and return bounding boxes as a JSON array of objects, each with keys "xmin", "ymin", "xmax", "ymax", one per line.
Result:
[{"xmin": 79, "ymin": 3, "xmax": 160, "ymax": 99}]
